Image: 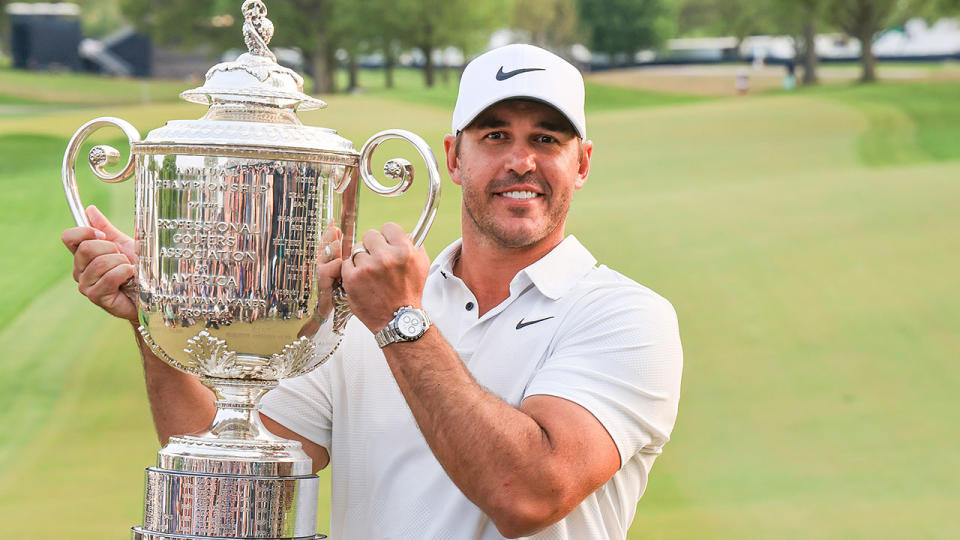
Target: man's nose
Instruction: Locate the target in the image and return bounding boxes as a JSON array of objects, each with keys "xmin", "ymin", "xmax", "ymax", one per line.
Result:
[{"xmin": 503, "ymin": 142, "xmax": 536, "ymax": 176}]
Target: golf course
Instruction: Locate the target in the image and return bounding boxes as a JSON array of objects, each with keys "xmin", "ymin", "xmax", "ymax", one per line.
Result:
[{"xmin": 0, "ymin": 64, "xmax": 957, "ymax": 538}]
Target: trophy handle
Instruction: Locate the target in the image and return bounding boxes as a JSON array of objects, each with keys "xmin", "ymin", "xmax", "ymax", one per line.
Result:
[
  {"xmin": 358, "ymin": 129, "xmax": 442, "ymax": 248},
  {"xmin": 330, "ymin": 130, "xmax": 443, "ymax": 335},
  {"xmin": 62, "ymin": 117, "xmax": 141, "ymax": 227}
]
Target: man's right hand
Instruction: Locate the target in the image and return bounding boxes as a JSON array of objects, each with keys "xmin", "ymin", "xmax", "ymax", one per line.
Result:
[{"xmin": 61, "ymin": 205, "xmax": 138, "ymax": 322}]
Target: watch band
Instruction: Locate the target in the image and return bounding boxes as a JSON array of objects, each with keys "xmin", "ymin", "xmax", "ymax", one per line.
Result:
[
  {"xmin": 374, "ymin": 306, "xmax": 430, "ymax": 348},
  {"xmin": 374, "ymin": 326, "xmax": 401, "ymax": 348}
]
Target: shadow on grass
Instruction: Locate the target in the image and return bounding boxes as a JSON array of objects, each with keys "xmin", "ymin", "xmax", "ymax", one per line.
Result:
[{"xmin": 772, "ymin": 81, "xmax": 960, "ymax": 166}]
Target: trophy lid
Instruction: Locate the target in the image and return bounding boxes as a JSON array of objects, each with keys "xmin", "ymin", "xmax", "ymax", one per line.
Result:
[
  {"xmin": 181, "ymin": 0, "xmax": 325, "ymax": 112},
  {"xmin": 140, "ymin": 0, "xmax": 356, "ymax": 155}
]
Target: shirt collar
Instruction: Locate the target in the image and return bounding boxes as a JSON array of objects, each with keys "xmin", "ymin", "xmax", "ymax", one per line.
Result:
[
  {"xmin": 519, "ymin": 235, "xmax": 597, "ymax": 300},
  {"xmin": 431, "ymin": 238, "xmax": 463, "ymax": 281},
  {"xmin": 430, "ymin": 235, "xmax": 597, "ymax": 300}
]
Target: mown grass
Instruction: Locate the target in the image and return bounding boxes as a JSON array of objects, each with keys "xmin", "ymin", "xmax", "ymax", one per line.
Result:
[
  {"xmin": 0, "ymin": 68, "xmax": 958, "ymax": 539},
  {"xmin": 0, "ymin": 68, "xmax": 187, "ymax": 105},
  {"xmin": 797, "ymin": 81, "xmax": 960, "ymax": 165},
  {"xmin": 0, "ymin": 134, "xmax": 117, "ymax": 332}
]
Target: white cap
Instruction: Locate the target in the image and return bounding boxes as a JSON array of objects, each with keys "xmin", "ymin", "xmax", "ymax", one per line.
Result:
[{"xmin": 452, "ymin": 44, "xmax": 586, "ymax": 139}]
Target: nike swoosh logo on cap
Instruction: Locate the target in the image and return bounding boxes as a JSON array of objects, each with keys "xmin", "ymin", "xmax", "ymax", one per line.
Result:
[
  {"xmin": 516, "ymin": 316, "xmax": 555, "ymax": 329},
  {"xmin": 496, "ymin": 66, "xmax": 546, "ymax": 81}
]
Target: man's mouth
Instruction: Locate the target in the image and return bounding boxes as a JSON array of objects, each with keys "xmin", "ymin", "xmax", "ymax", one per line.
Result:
[{"xmin": 498, "ymin": 190, "xmax": 541, "ymax": 200}]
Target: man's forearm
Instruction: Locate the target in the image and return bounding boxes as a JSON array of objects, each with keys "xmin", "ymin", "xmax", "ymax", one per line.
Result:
[
  {"xmin": 381, "ymin": 329, "xmax": 570, "ymax": 534},
  {"xmin": 131, "ymin": 322, "xmax": 216, "ymax": 444}
]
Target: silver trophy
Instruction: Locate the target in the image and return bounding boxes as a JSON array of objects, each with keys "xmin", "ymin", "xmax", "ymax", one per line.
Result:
[{"xmin": 60, "ymin": 1, "xmax": 441, "ymax": 538}]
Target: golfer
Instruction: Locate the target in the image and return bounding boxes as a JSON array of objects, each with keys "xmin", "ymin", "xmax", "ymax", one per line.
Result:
[{"xmin": 62, "ymin": 44, "xmax": 683, "ymax": 539}]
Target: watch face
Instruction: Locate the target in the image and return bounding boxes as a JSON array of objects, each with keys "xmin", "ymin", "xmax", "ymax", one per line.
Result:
[{"xmin": 396, "ymin": 311, "xmax": 425, "ymax": 339}]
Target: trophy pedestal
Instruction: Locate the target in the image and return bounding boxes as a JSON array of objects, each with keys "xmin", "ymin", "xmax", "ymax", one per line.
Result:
[{"xmin": 131, "ymin": 379, "xmax": 327, "ymax": 540}]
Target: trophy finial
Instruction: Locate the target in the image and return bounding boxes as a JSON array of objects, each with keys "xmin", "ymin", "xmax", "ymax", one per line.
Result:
[{"xmin": 242, "ymin": 0, "xmax": 276, "ymax": 62}]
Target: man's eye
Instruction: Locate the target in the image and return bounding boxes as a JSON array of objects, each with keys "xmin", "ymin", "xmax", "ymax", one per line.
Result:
[
  {"xmin": 535, "ymin": 135, "xmax": 557, "ymax": 144},
  {"xmin": 484, "ymin": 131, "xmax": 504, "ymax": 140}
]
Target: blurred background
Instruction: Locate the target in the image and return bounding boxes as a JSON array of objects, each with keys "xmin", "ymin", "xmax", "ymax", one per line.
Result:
[{"xmin": 0, "ymin": 0, "xmax": 958, "ymax": 538}]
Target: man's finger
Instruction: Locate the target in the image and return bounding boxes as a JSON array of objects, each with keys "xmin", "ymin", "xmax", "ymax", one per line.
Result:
[
  {"xmin": 62, "ymin": 227, "xmax": 105, "ymax": 254},
  {"xmin": 84, "ymin": 264, "xmax": 138, "ymax": 321},
  {"xmin": 74, "ymin": 239, "xmax": 122, "ymax": 278},
  {"xmin": 86, "ymin": 205, "xmax": 128, "ymax": 243},
  {"xmin": 320, "ymin": 223, "xmax": 342, "ymax": 244},
  {"xmin": 320, "ymin": 239, "xmax": 342, "ymax": 262},
  {"xmin": 82, "ymin": 263, "xmax": 134, "ymax": 299},
  {"xmin": 79, "ymin": 253, "xmax": 131, "ymax": 289},
  {"xmin": 94, "ymin": 264, "xmax": 136, "ymax": 295},
  {"xmin": 362, "ymin": 229, "xmax": 388, "ymax": 253},
  {"xmin": 382, "ymin": 222, "xmax": 407, "ymax": 245},
  {"xmin": 316, "ymin": 258, "xmax": 343, "ymax": 288}
]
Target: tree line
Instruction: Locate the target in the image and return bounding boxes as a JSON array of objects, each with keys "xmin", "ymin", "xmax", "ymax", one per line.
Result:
[
  {"xmin": 113, "ymin": 0, "xmax": 960, "ymax": 90},
  {"xmin": 675, "ymin": 0, "xmax": 960, "ymax": 83}
]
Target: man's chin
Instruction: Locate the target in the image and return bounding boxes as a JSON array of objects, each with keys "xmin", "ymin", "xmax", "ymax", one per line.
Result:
[{"xmin": 486, "ymin": 225, "xmax": 551, "ymax": 250}]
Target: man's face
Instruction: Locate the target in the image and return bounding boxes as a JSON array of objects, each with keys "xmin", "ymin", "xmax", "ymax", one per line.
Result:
[{"xmin": 444, "ymin": 100, "xmax": 592, "ymax": 250}]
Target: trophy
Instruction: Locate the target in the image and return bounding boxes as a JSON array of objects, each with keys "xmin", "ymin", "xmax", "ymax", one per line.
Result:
[{"xmin": 60, "ymin": 1, "xmax": 442, "ymax": 538}]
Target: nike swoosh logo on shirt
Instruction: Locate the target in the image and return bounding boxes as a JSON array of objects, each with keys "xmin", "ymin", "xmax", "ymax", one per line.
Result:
[
  {"xmin": 496, "ymin": 66, "xmax": 546, "ymax": 81},
  {"xmin": 516, "ymin": 316, "xmax": 555, "ymax": 329}
]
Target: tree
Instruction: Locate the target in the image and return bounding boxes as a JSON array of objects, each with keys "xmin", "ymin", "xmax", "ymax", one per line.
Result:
[
  {"xmin": 353, "ymin": 0, "xmax": 405, "ymax": 89},
  {"xmin": 578, "ymin": 0, "xmax": 674, "ymax": 64},
  {"xmin": 120, "ymin": 0, "xmax": 238, "ymax": 51},
  {"xmin": 677, "ymin": 0, "xmax": 769, "ymax": 60},
  {"xmin": 121, "ymin": 0, "xmax": 351, "ymax": 94},
  {"xmin": 396, "ymin": 0, "xmax": 507, "ymax": 87},
  {"xmin": 769, "ymin": 0, "xmax": 826, "ymax": 85},
  {"xmin": 0, "ymin": 0, "xmax": 9, "ymax": 55},
  {"xmin": 797, "ymin": 0, "xmax": 824, "ymax": 85},
  {"xmin": 825, "ymin": 0, "xmax": 914, "ymax": 83},
  {"xmin": 79, "ymin": 0, "xmax": 129, "ymax": 38},
  {"xmin": 512, "ymin": 0, "xmax": 580, "ymax": 50},
  {"xmin": 929, "ymin": 0, "xmax": 960, "ymax": 13}
]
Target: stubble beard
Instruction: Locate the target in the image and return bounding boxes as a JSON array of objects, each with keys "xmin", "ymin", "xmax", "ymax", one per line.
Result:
[{"xmin": 461, "ymin": 171, "xmax": 571, "ymax": 250}]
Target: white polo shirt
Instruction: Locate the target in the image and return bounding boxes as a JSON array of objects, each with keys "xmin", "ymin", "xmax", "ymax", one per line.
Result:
[{"xmin": 261, "ymin": 235, "xmax": 683, "ymax": 540}]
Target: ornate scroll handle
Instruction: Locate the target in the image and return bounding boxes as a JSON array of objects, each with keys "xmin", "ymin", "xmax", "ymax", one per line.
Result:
[
  {"xmin": 242, "ymin": 0, "xmax": 277, "ymax": 63},
  {"xmin": 331, "ymin": 130, "xmax": 443, "ymax": 335},
  {"xmin": 358, "ymin": 129, "xmax": 443, "ymax": 249},
  {"xmin": 62, "ymin": 116, "xmax": 140, "ymax": 227}
]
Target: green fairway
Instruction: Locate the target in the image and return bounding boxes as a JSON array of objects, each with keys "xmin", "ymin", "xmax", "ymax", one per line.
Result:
[{"xmin": 0, "ymin": 68, "xmax": 957, "ymax": 539}]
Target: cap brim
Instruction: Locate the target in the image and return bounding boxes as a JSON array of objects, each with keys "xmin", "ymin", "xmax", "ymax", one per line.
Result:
[{"xmin": 455, "ymin": 94, "xmax": 586, "ymax": 139}]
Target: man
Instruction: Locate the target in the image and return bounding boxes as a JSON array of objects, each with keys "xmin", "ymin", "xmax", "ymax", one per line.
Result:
[{"xmin": 62, "ymin": 44, "xmax": 682, "ymax": 539}]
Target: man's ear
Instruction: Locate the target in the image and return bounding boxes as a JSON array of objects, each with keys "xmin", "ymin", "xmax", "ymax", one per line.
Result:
[
  {"xmin": 443, "ymin": 134, "xmax": 462, "ymax": 186},
  {"xmin": 575, "ymin": 139, "xmax": 593, "ymax": 190}
]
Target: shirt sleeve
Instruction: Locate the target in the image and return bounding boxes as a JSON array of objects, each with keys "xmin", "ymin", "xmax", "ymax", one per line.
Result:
[
  {"xmin": 523, "ymin": 284, "xmax": 683, "ymax": 466},
  {"xmin": 260, "ymin": 349, "xmax": 337, "ymax": 452}
]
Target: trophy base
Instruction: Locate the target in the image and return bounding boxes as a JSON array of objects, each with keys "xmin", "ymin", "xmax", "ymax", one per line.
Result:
[{"xmin": 132, "ymin": 379, "xmax": 325, "ymax": 539}]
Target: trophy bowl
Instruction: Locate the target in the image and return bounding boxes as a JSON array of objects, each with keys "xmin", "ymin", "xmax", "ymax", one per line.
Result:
[{"xmin": 60, "ymin": 2, "xmax": 441, "ymax": 538}]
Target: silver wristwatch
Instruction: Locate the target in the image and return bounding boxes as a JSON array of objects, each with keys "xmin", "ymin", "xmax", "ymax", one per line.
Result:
[{"xmin": 374, "ymin": 306, "xmax": 431, "ymax": 348}]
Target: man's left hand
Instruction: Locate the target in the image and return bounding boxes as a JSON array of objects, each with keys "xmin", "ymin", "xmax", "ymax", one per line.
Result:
[{"xmin": 341, "ymin": 222, "xmax": 430, "ymax": 333}]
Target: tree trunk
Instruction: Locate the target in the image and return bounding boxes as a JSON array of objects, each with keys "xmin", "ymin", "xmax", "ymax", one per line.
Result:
[
  {"xmin": 305, "ymin": 52, "xmax": 326, "ymax": 94},
  {"xmin": 384, "ymin": 51, "xmax": 395, "ymax": 89},
  {"xmin": 307, "ymin": 31, "xmax": 335, "ymax": 94},
  {"xmin": 858, "ymin": 25, "xmax": 877, "ymax": 83},
  {"xmin": 801, "ymin": 18, "xmax": 819, "ymax": 85},
  {"xmin": 423, "ymin": 46, "xmax": 435, "ymax": 87},
  {"xmin": 325, "ymin": 45, "xmax": 338, "ymax": 94},
  {"xmin": 348, "ymin": 53, "xmax": 359, "ymax": 92}
]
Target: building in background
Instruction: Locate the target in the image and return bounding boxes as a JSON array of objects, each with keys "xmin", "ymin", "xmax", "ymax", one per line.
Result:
[
  {"xmin": 79, "ymin": 26, "xmax": 151, "ymax": 77},
  {"xmin": 7, "ymin": 2, "xmax": 81, "ymax": 71}
]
